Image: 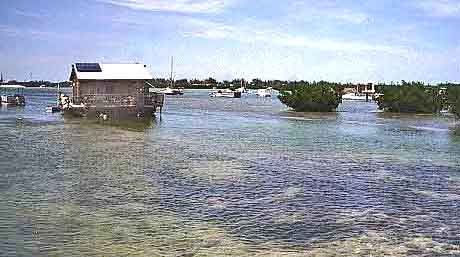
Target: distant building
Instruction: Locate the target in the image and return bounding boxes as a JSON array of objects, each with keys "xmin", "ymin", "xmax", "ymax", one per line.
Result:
[
  {"xmin": 343, "ymin": 83, "xmax": 375, "ymax": 94},
  {"xmin": 65, "ymin": 63, "xmax": 164, "ymax": 119}
]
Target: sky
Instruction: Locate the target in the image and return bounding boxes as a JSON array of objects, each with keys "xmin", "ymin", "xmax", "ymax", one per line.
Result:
[{"xmin": 1, "ymin": 0, "xmax": 460, "ymax": 83}]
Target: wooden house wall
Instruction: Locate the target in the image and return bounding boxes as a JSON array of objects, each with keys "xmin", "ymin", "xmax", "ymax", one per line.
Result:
[{"xmin": 77, "ymin": 80, "xmax": 144, "ymax": 97}]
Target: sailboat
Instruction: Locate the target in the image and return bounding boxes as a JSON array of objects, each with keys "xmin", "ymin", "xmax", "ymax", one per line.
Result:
[
  {"xmin": 162, "ymin": 57, "xmax": 184, "ymax": 96},
  {"xmin": 162, "ymin": 87, "xmax": 184, "ymax": 95}
]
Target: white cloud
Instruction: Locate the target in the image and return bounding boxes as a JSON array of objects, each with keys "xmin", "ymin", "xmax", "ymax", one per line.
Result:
[
  {"xmin": 290, "ymin": 1, "xmax": 370, "ymax": 25},
  {"xmin": 182, "ymin": 18, "xmax": 404, "ymax": 54},
  {"xmin": 98, "ymin": 0, "xmax": 236, "ymax": 14},
  {"xmin": 417, "ymin": 0, "xmax": 460, "ymax": 17},
  {"xmin": 97, "ymin": 3, "xmax": 403, "ymax": 55},
  {"xmin": 333, "ymin": 10, "xmax": 370, "ymax": 24},
  {"xmin": 0, "ymin": 25, "xmax": 57, "ymax": 38},
  {"xmin": 0, "ymin": 24, "xmax": 121, "ymax": 47}
]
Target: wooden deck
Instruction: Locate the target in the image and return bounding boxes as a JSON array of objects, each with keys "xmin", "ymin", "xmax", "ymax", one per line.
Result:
[
  {"xmin": 72, "ymin": 93, "xmax": 163, "ymax": 107},
  {"xmin": 63, "ymin": 92, "xmax": 164, "ymax": 119}
]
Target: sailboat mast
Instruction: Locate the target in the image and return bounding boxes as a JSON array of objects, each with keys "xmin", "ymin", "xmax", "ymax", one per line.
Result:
[{"xmin": 170, "ymin": 56, "xmax": 174, "ymax": 88}]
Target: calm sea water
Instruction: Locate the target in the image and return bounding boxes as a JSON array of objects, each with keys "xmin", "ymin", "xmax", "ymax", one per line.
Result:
[{"xmin": 0, "ymin": 88, "xmax": 459, "ymax": 256}]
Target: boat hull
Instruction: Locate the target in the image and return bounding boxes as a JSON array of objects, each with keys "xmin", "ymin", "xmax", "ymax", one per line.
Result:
[
  {"xmin": 164, "ymin": 92, "xmax": 184, "ymax": 96},
  {"xmin": 209, "ymin": 91, "xmax": 241, "ymax": 98},
  {"xmin": 255, "ymin": 88, "xmax": 273, "ymax": 98},
  {"xmin": 342, "ymin": 93, "xmax": 370, "ymax": 101},
  {"xmin": 1, "ymin": 95, "xmax": 26, "ymax": 106},
  {"xmin": 162, "ymin": 88, "xmax": 184, "ymax": 95}
]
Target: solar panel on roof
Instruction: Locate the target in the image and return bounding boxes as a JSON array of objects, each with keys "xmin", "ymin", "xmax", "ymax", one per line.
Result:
[{"xmin": 75, "ymin": 63, "xmax": 102, "ymax": 72}]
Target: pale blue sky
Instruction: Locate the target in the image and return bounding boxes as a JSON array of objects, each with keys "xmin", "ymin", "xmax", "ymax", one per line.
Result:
[{"xmin": 1, "ymin": 0, "xmax": 460, "ymax": 82}]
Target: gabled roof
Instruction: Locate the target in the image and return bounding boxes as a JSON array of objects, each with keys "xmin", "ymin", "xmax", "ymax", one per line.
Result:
[{"xmin": 70, "ymin": 63, "xmax": 153, "ymax": 81}]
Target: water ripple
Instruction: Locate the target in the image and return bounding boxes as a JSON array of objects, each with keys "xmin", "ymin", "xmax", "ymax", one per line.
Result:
[{"xmin": 0, "ymin": 89, "xmax": 459, "ymax": 256}]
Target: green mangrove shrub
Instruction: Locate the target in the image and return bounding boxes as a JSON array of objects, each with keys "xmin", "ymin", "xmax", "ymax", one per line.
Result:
[
  {"xmin": 447, "ymin": 86, "xmax": 460, "ymax": 117},
  {"xmin": 376, "ymin": 82, "xmax": 442, "ymax": 113},
  {"xmin": 278, "ymin": 82, "xmax": 342, "ymax": 112}
]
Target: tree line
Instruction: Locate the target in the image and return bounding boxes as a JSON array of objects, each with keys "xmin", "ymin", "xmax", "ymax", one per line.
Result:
[
  {"xmin": 1, "ymin": 80, "xmax": 72, "ymax": 88},
  {"xmin": 276, "ymin": 80, "xmax": 460, "ymax": 117},
  {"xmin": 148, "ymin": 78, "xmax": 326, "ymax": 90},
  {"xmin": 375, "ymin": 81, "xmax": 460, "ymax": 117},
  {"xmin": 3, "ymin": 77, "xmax": 460, "ymax": 117}
]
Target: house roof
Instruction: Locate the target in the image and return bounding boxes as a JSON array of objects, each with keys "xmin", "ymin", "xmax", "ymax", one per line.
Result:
[{"xmin": 70, "ymin": 63, "xmax": 153, "ymax": 80}]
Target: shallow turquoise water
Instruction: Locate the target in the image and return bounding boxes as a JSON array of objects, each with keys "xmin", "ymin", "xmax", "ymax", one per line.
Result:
[{"xmin": 0, "ymin": 88, "xmax": 459, "ymax": 256}]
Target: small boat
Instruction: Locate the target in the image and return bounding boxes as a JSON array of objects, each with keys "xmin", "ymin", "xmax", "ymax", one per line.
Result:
[
  {"xmin": 256, "ymin": 88, "xmax": 272, "ymax": 97},
  {"xmin": 162, "ymin": 87, "xmax": 184, "ymax": 95},
  {"xmin": 342, "ymin": 92, "xmax": 368, "ymax": 101},
  {"xmin": 235, "ymin": 86, "xmax": 248, "ymax": 94},
  {"xmin": 162, "ymin": 57, "xmax": 184, "ymax": 96},
  {"xmin": 209, "ymin": 89, "xmax": 242, "ymax": 98},
  {"xmin": 0, "ymin": 85, "xmax": 26, "ymax": 106},
  {"xmin": 46, "ymin": 106, "xmax": 61, "ymax": 113}
]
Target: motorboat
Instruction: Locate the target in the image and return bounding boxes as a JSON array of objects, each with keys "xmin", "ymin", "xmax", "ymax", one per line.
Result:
[
  {"xmin": 46, "ymin": 106, "xmax": 61, "ymax": 113},
  {"xmin": 256, "ymin": 88, "xmax": 272, "ymax": 97},
  {"xmin": 209, "ymin": 89, "xmax": 242, "ymax": 98},
  {"xmin": 0, "ymin": 85, "xmax": 26, "ymax": 106},
  {"xmin": 342, "ymin": 92, "xmax": 369, "ymax": 101}
]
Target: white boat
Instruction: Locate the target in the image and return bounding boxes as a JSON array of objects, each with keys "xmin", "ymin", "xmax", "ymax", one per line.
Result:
[
  {"xmin": 46, "ymin": 106, "xmax": 61, "ymax": 113},
  {"xmin": 209, "ymin": 89, "xmax": 242, "ymax": 98},
  {"xmin": 0, "ymin": 85, "xmax": 26, "ymax": 106},
  {"xmin": 161, "ymin": 57, "xmax": 184, "ymax": 96},
  {"xmin": 342, "ymin": 92, "xmax": 368, "ymax": 101},
  {"xmin": 256, "ymin": 88, "xmax": 272, "ymax": 97},
  {"xmin": 162, "ymin": 87, "xmax": 184, "ymax": 95},
  {"xmin": 235, "ymin": 87, "xmax": 247, "ymax": 93}
]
